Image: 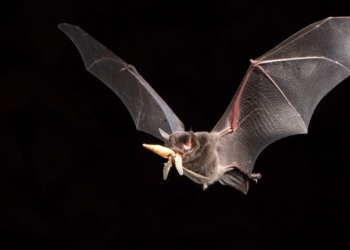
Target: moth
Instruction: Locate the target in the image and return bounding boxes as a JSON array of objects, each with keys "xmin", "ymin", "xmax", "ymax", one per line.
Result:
[{"xmin": 59, "ymin": 17, "xmax": 350, "ymax": 193}]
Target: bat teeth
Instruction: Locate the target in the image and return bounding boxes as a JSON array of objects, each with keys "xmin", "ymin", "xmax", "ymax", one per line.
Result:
[{"xmin": 142, "ymin": 144, "xmax": 175, "ymax": 158}]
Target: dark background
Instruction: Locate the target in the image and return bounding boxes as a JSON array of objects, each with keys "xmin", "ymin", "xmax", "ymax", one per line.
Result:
[{"xmin": 1, "ymin": 0, "xmax": 350, "ymax": 249}]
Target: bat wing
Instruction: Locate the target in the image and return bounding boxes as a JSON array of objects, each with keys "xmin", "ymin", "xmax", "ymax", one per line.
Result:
[
  {"xmin": 58, "ymin": 24, "xmax": 184, "ymax": 141},
  {"xmin": 212, "ymin": 17, "xmax": 350, "ymax": 193}
]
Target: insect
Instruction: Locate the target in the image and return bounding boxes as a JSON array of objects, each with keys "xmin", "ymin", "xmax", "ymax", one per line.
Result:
[{"xmin": 59, "ymin": 17, "xmax": 350, "ymax": 193}]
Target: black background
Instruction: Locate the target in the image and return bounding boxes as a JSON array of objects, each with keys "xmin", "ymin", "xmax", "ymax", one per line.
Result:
[{"xmin": 1, "ymin": 1, "xmax": 350, "ymax": 249}]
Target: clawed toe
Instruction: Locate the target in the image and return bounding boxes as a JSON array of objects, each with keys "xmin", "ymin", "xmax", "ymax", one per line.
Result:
[{"xmin": 250, "ymin": 173, "xmax": 262, "ymax": 183}]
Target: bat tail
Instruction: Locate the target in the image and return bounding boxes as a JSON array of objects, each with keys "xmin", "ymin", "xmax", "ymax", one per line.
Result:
[{"xmin": 219, "ymin": 169, "xmax": 249, "ymax": 194}]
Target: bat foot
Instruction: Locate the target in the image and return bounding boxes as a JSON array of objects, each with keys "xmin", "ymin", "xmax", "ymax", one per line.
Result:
[{"xmin": 249, "ymin": 173, "xmax": 262, "ymax": 183}]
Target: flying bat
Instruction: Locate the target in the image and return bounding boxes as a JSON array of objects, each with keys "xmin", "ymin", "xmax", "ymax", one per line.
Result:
[{"xmin": 59, "ymin": 17, "xmax": 350, "ymax": 194}]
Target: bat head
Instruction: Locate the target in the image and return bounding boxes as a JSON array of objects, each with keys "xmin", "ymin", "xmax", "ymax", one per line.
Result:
[{"xmin": 164, "ymin": 131, "xmax": 200, "ymax": 155}]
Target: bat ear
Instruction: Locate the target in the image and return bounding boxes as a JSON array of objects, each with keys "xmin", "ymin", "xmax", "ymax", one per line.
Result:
[
  {"xmin": 187, "ymin": 130, "xmax": 193, "ymax": 145},
  {"xmin": 188, "ymin": 130, "xmax": 200, "ymax": 151},
  {"xmin": 159, "ymin": 128, "xmax": 170, "ymax": 141}
]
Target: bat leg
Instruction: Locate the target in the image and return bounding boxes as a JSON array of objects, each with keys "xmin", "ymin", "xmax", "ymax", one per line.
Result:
[{"xmin": 249, "ymin": 173, "xmax": 262, "ymax": 183}]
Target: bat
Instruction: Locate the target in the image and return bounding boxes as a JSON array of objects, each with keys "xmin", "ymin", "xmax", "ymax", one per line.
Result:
[{"xmin": 59, "ymin": 17, "xmax": 350, "ymax": 194}]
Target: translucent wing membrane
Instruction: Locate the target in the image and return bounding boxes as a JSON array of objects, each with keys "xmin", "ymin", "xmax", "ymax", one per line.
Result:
[
  {"xmin": 59, "ymin": 24, "xmax": 184, "ymax": 141},
  {"xmin": 213, "ymin": 17, "xmax": 350, "ymax": 177}
]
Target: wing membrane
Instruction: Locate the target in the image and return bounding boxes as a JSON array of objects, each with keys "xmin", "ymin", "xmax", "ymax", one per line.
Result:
[
  {"xmin": 59, "ymin": 24, "xmax": 184, "ymax": 140},
  {"xmin": 213, "ymin": 17, "xmax": 350, "ymax": 188}
]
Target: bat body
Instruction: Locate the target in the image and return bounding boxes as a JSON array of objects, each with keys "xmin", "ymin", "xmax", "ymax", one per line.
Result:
[
  {"xmin": 59, "ymin": 17, "xmax": 350, "ymax": 194},
  {"xmin": 164, "ymin": 131, "xmax": 221, "ymax": 189}
]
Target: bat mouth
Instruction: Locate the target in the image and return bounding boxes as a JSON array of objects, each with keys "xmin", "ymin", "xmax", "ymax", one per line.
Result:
[
  {"xmin": 142, "ymin": 143, "xmax": 184, "ymax": 177},
  {"xmin": 171, "ymin": 145, "xmax": 194, "ymax": 156},
  {"xmin": 183, "ymin": 143, "xmax": 192, "ymax": 151}
]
